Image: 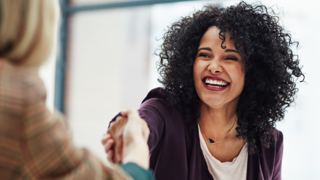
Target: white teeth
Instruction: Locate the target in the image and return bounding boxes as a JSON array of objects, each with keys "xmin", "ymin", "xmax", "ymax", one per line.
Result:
[
  {"xmin": 205, "ymin": 78, "xmax": 228, "ymax": 86},
  {"xmin": 207, "ymin": 84, "xmax": 224, "ymax": 88}
]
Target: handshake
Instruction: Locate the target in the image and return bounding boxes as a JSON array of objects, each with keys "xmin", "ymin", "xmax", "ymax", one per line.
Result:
[{"xmin": 102, "ymin": 109, "xmax": 150, "ymax": 169}]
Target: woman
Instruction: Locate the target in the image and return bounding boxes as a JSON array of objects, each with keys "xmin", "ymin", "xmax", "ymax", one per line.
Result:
[
  {"xmin": 0, "ymin": 0, "xmax": 152, "ymax": 179},
  {"xmin": 106, "ymin": 2, "xmax": 304, "ymax": 180}
]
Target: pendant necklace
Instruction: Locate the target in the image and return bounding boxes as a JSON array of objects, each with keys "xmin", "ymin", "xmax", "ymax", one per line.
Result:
[{"xmin": 198, "ymin": 116, "xmax": 237, "ymax": 144}]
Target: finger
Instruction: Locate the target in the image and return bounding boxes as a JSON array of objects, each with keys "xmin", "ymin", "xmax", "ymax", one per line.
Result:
[
  {"xmin": 114, "ymin": 133, "xmax": 123, "ymax": 164},
  {"xmin": 107, "ymin": 121, "xmax": 116, "ymax": 134},
  {"xmin": 107, "ymin": 150, "xmax": 114, "ymax": 163},
  {"xmin": 108, "ymin": 116, "xmax": 121, "ymax": 130},
  {"xmin": 109, "ymin": 119, "xmax": 117, "ymax": 128},
  {"xmin": 101, "ymin": 133, "xmax": 111, "ymax": 144},
  {"xmin": 116, "ymin": 116, "xmax": 128, "ymax": 129},
  {"xmin": 115, "ymin": 116, "xmax": 122, "ymax": 122},
  {"xmin": 117, "ymin": 137, "xmax": 123, "ymax": 164},
  {"xmin": 104, "ymin": 139, "xmax": 114, "ymax": 153},
  {"xmin": 107, "ymin": 116, "xmax": 124, "ymax": 137},
  {"xmin": 109, "ymin": 116, "xmax": 127, "ymax": 164},
  {"xmin": 110, "ymin": 116, "xmax": 127, "ymax": 138}
]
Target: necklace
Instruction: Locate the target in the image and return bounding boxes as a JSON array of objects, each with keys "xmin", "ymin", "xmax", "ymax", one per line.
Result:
[{"xmin": 198, "ymin": 116, "xmax": 237, "ymax": 144}]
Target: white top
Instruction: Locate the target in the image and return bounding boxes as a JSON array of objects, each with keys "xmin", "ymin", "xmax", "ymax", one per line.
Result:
[{"xmin": 198, "ymin": 124, "xmax": 248, "ymax": 180}]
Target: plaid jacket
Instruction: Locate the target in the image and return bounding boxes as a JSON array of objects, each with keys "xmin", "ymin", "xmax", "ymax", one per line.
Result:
[{"xmin": 0, "ymin": 60, "xmax": 133, "ymax": 180}]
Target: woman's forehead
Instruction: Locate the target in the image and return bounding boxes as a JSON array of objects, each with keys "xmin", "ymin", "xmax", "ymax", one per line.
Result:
[{"xmin": 199, "ymin": 26, "xmax": 235, "ymax": 49}]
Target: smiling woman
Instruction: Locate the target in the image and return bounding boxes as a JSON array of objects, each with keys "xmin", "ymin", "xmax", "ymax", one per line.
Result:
[{"xmin": 106, "ymin": 1, "xmax": 305, "ymax": 180}]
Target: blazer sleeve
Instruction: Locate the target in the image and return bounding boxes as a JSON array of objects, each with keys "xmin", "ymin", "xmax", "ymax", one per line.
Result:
[
  {"xmin": 272, "ymin": 130, "xmax": 284, "ymax": 180},
  {"xmin": 20, "ymin": 77, "xmax": 133, "ymax": 180},
  {"xmin": 139, "ymin": 98, "xmax": 165, "ymax": 153}
]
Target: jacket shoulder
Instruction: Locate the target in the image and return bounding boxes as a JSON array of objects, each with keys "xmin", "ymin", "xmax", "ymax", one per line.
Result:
[
  {"xmin": 0, "ymin": 60, "xmax": 46, "ymax": 100},
  {"xmin": 142, "ymin": 87, "xmax": 168, "ymax": 103},
  {"xmin": 273, "ymin": 129, "xmax": 283, "ymax": 143}
]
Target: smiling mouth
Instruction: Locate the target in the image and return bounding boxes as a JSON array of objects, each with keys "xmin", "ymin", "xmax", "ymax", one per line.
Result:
[{"xmin": 202, "ymin": 77, "xmax": 230, "ymax": 88}]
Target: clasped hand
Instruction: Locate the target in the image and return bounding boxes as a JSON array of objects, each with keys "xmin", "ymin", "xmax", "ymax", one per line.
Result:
[{"xmin": 102, "ymin": 109, "xmax": 150, "ymax": 169}]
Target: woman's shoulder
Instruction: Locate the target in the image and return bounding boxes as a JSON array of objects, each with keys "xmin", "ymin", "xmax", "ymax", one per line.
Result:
[
  {"xmin": 273, "ymin": 129, "xmax": 283, "ymax": 142},
  {"xmin": 141, "ymin": 87, "xmax": 168, "ymax": 103},
  {"xmin": 257, "ymin": 128, "xmax": 283, "ymax": 156},
  {"xmin": 139, "ymin": 87, "xmax": 184, "ymax": 124},
  {"xmin": 272, "ymin": 129, "xmax": 283, "ymax": 150},
  {"xmin": 140, "ymin": 87, "xmax": 172, "ymax": 110},
  {"xmin": 0, "ymin": 59, "xmax": 46, "ymax": 102}
]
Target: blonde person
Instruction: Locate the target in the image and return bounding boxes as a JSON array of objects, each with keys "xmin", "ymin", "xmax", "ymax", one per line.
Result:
[{"xmin": 0, "ymin": 0, "xmax": 152, "ymax": 179}]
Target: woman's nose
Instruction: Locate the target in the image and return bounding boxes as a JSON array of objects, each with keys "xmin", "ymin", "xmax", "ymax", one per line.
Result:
[{"xmin": 207, "ymin": 59, "xmax": 223, "ymax": 74}]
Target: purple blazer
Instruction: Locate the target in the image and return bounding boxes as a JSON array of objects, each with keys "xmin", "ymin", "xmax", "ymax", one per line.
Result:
[{"xmin": 112, "ymin": 88, "xmax": 283, "ymax": 180}]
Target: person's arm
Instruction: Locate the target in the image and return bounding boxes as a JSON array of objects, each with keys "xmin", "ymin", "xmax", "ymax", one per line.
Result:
[
  {"xmin": 139, "ymin": 100, "xmax": 165, "ymax": 153},
  {"xmin": 120, "ymin": 163, "xmax": 154, "ymax": 180},
  {"xmin": 20, "ymin": 77, "xmax": 132, "ymax": 180},
  {"xmin": 272, "ymin": 130, "xmax": 284, "ymax": 180}
]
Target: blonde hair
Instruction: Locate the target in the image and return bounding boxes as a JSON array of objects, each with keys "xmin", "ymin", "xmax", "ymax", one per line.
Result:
[{"xmin": 0, "ymin": 0, "xmax": 58, "ymax": 67}]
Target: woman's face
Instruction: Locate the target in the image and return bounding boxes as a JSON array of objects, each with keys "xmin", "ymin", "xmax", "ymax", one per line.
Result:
[{"xmin": 193, "ymin": 26, "xmax": 245, "ymax": 109}]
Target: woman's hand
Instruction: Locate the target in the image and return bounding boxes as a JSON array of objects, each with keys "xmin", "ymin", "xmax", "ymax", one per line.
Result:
[
  {"xmin": 101, "ymin": 133, "xmax": 115, "ymax": 163},
  {"xmin": 120, "ymin": 109, "xmax": 150, "ymax": 169},
  {"xmin": 103, "ymin": 109, "xmax": 150, "ymax": 169},
  {"xmin": 105, "ymin": 115, "xmax": 128, "ymax": 164}
]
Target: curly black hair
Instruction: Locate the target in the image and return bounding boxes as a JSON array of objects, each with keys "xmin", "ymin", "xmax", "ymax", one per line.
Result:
[{"xmin": 157, "ymin": 1, "xmax": 304, "ymax": 154}]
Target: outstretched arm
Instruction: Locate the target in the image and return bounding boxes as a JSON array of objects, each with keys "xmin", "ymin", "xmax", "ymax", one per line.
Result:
[{"xmin": 19, "ymin": 78, "xmax": 132, "ymax": 180}]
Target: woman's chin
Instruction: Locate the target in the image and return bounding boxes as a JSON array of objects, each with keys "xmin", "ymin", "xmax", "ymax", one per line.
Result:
[
  {"xmin": 201, "ymin": 96, "xmax": 240, "ymax": 110},
  {"xmin": 202, "ymin": 100, "xmax": 227, "ymax": 109}
]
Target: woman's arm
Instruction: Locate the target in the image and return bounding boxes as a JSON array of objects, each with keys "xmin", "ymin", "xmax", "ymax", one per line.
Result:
[
  {"xmin": 139, "ymin": 103, "xmax": 165, "ymax": 152},
  {"xmin": 19, "ymin": 75, "xmax": 133, "ymax": 180}
]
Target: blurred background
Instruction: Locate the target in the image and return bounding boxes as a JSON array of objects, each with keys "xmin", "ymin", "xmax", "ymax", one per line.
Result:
[{"xmin": 40, "ymin": 0, "xmax": 320, "ymax": 179}]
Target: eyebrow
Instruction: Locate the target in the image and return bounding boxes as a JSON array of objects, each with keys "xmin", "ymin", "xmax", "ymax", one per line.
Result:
[
  {"xmin": 225, "ymin": 49, "xmax": 239, "ymax": 53},
  {"xmin": 197, "ymin": 47, "xmax": 239, "ymax": 54},
  {"xmin": 197, "ymin": 47, "xmax": 212, "ymax": 52}
]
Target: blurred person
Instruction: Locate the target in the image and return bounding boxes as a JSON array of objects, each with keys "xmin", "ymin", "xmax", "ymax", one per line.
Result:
[
  {"xmin": 0, "ymin": 0, "xmax": 153, "ymax": 179},
  {"xmin": 104, "ymin": 1, "xmax": 304, "ymax": 180}
]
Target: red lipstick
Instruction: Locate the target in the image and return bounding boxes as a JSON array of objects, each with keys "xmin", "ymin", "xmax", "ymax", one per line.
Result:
[{"xmin": 202, "ymin": 76, "xmax": 230, "ymax": 91}]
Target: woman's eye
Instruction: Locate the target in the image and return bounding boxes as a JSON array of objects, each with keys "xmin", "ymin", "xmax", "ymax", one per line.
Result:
[
  {"xmin": 199, "ymin": 53, "xmax": 210, "ymax": 58},
  {"xmin": 226, "ymin": 56, "xmax": 238, "ymax": 61}
]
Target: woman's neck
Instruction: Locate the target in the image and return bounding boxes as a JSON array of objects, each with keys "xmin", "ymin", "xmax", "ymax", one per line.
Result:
[{"xmin": 198, "ymin": 102, "xmax": 238, "ymax": 137}]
